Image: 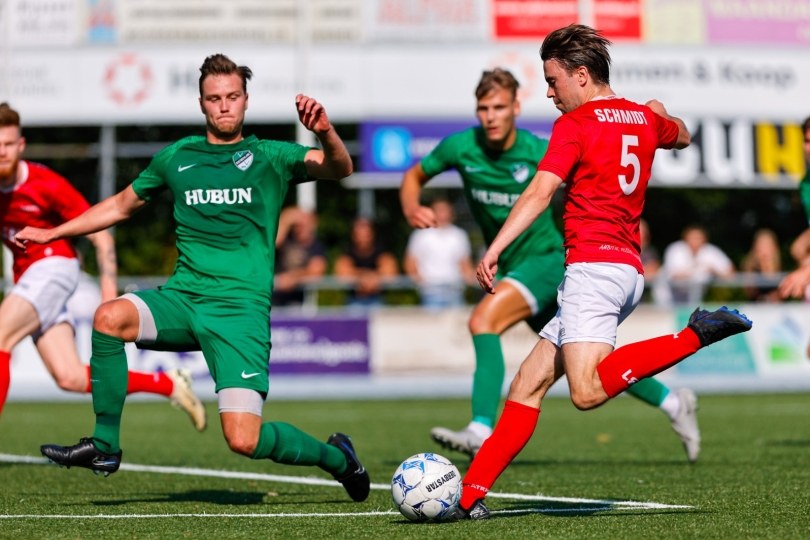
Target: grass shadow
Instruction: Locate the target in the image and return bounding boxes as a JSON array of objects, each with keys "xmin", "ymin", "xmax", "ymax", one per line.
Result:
[
  {"xmin": 90, "ymin": 489, "xmax": 267, "ymax": 506},
  {"xmin": 499, "ymin": 500, "xmax": 702, "ymax": 519},
  {"xmin": 508, "ymin": 458, "xmax": 688, "ymax": 467},
  {"xmin": 764, "ymin": 439, "xmax": 810, "ymax": 448}
]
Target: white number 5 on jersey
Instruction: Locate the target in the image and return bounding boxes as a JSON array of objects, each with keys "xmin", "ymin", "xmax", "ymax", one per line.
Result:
[{"xmin": 618, "ymin": 134, "xmax": 640, "ymax": 195}]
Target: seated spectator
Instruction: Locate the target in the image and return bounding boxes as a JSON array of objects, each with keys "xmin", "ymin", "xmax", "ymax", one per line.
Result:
[
  {"xmin": 334, "ymin": 217, "xmax": 399, "ymax": 308},
  {"xmin": 272, "ymin": 207, "xmax": 327, "ymax": 306},
  {"xmin": 404, "ymin": 199, "xmax": 475, "ymax": 308},
  {"xmin": 661, "ymin": 224, "xmax": 735, "ymax": 304},
  {"xmin": 740, "ymin": 228, "xmax": 782, "ymax": 302}
]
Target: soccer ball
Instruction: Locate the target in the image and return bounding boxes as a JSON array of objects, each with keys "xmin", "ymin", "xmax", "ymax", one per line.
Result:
[{"xmin": 391, "ymin": 452, "xmax": 462, "ymax": 522}]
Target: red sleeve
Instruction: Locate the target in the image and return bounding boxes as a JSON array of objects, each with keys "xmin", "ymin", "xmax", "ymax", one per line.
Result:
[
  {"xmin": 652, "ymin": 112, "xmax": 680, "ymax": 149},
  {"xmin": 537, "ymin": 115, "xmax": 582, "ymax": 180}
]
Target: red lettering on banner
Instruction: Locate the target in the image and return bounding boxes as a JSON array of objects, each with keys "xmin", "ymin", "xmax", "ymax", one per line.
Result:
[{"xmin": 493, "ymin": 0, "xmax": 578, "ymax": 39}]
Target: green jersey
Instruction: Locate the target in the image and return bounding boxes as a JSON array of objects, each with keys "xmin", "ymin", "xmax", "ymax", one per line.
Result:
[
  {"xmin": 132, "ymin": 134, "xmax": 310, "ymax": 303},
  {"xmin": 420, "ymin": 127, "xmax": 563, "ymax": 269}
]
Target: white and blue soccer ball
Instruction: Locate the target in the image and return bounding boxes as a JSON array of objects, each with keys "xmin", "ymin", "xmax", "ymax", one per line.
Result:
[{"xmin": 391, "ymin": 452, "xmax": 462, "ymax": 522}]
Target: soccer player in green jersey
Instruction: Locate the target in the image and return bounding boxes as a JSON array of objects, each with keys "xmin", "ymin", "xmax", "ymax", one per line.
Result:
[
  {"xmin": 400, "ymin": 67, "xmax": 701, "ymax": 462},
  {"xmin": 15, "ymin": 54, "xmax": 370, "ymax": 501}
]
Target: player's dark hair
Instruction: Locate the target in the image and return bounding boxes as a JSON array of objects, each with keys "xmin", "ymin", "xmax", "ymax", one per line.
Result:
[
  {"xmin": 476, "ymin": 68, "xmax": 520, "ymax": 100},
  {"xmin": 0, "ymin": 102, "xmax": 21, "ymax": 128},
  {"xmin": 803, "ymin": 116, "xmax": 810, "ymax": 133},
  {"xmin": 198, "ymin": 54, "xmax": 253, "ymax": 96},
  {"xmin": 540, "ymin": 24, "xmax": 612, "ymax": 86}
]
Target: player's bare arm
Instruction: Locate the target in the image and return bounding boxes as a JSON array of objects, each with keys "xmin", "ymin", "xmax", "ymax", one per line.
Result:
[
  {"xmin": 400, "ymin": 163, "xmax": 438, "ymax": 229},
  {"xmin": 778, "ymin": 265, "xmax": 810, "ymax": 299},
  {"xmin": 86, "ymin": 229, "xmax": 119, "ymax": 302},
  {"xmin": 645, "ymin": 99, "xmax": 691, "ymax": 149},
  {"xmin": 14, "ymin": 184, "xmax": 145, "ymax": 248},
  {"xmin": 297, "ymin": 94, "xmax": 353, "ymax": 179},
  {"xmin": 476, "ymin": 170, "xmax": 563, "ymax": 293}
]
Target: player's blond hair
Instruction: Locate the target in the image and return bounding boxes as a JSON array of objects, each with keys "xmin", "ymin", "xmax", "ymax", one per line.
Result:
[
  {"xmin": 475, "ymin": 68, "xmax": 520, "ymax": 100},
  {"xmin": 540, "ymin": 24, "xmax": 612, "ymax": 86}
]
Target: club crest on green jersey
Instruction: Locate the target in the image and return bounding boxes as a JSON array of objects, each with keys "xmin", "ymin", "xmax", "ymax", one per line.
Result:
[
  {"xmin": 233, "ymin": 150, "xmax": 254, "ymax": 171},
  {"xmin": 511, "ymin": 163, "xmax": 531, "ymax": 183}
]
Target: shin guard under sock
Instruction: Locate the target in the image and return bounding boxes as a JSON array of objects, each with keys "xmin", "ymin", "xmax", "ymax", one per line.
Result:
[
  {"xmin": 252, "ymin": 422, "xmax": 346, "ymax": 474},
  {"xmin": 471, "ymin": 334, "xmax": 505, "ymax": 428},
  {"xmin": 460, "ymin": 400, "xmax": 540, "ymax": 509},
  {"xmin": 89, "ymin": 330, "xmax": 129, "ymax": 453}
]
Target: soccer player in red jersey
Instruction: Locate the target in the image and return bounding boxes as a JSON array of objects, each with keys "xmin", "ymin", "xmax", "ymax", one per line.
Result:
[
  {"xmin": 453, "ymin": 25, "xmax": 752, "ymax": 520},
  {"xmin": 0, "ymin": 102, "xmax": 206, "ymax": 431}
]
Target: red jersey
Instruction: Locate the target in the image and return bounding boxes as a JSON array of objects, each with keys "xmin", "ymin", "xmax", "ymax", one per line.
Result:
[
  {"xmin": 0, "ymin": 161, "xmax": 90, "ymax": 282},
  {"xmin": 538, "ymin": 97, "xmax": 679, "ymax": 273}
]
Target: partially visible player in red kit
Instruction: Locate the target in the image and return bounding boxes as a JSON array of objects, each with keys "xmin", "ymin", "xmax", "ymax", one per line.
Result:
[
  {"xmin": 452, "ymin": 26, "xmax": 752, "ymax": 520},
  {"xmin": 0, "ymin": 102, "xmax": 206, "ymax": 431}
]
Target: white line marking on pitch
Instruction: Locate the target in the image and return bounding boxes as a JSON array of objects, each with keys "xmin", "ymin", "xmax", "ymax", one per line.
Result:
[
  {"xmin": 0, "ymin": 453, "xmax": 692, "ymax": 516},
  {"xmin": 0, "ymin": 512, "xmax": 400, "ymax": 519}
]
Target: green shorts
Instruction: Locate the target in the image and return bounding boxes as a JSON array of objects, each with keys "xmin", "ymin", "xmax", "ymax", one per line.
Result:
[
  {"xmin": 499, "ymin": 250, "xmax": 565, "ymax": 333},
  {"xmin": 132, "ymin": 288, "xmax": 271, "ymax": 395}
]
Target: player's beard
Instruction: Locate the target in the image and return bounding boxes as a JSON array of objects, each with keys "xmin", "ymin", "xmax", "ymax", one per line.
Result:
[
  {"xmin": 0, "ymin": 159, "xmax": 18, "ymax": 187},
  {"xmin": 207, "ymin": 118, "xmax": 244, "ymax": 143}
]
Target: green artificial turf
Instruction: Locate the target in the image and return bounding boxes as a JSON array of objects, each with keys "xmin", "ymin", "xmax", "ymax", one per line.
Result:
[{"xmin": 1, "ymin": 393, "xmax": 809, "ymax": 538}]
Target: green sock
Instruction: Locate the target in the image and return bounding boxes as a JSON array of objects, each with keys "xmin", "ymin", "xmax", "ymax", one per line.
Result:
[
  {"xmin": 470, "ymin": 334, "xmax": 505, "ymax": 428},
  {"xmin": 252, "ymin": 422, "xmax": 346, "ymax": 475},
  {"xmin": 89, "ymin": 330, "xmax": 129, "ymax": 453},
  {"xmin": 626, "ymin": 377, "xmax": 670, "ymax": 407}
]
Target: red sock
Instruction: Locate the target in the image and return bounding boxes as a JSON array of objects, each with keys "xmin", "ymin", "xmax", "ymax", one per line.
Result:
[
  {"xmin": 459, "ymin": 400, "xmax": 540, "ymax": 510},
  {"xmin": 85, "ymin": 365, "xmax": 173, "ymax": 396},
  {"xmin": 597, "ymin": 327, "xmax": 702, "ymax": 397},
  {"xmin": 83, "ymin": 365, "xmax": 92, "ymax": 393},
  {"xmin": 127, "ymin": 371, "xmax": 173, "ymax": 396},
  {"xmin": 0, "ymin": 350, "xmax": 11, "ymax": 416}
]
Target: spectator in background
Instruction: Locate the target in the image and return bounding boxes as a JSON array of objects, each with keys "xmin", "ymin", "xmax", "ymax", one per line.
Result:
[
  {"xmin": 788, "ymin": 116, "xmax": 810, "ymax": 266},
  {"xmin": 740, "ymin": 228, "xmax": 782, "ymax": 302},
  {"xmin": 273, "ymin": 206, "xmax": 327, "ymax": 307},
  {"xmin": 639, "ymin": 218, "xmax": 661, "ymax": 278},
  {"xmin": 779, "ymin": 118, "xmax": 810, "ymax": 357},
  {"xmin": 334, "ymin": 217, "xmax": 399, "ymax": 308},
  {"xmin": 404, "ymin": 198, "xmax": 475, "ymax": 308},
  {"xmin": 640, "ymin": 218, "xmax": 669, "ymax": 305},
  {"xmin": 662, "ymin": 224, "xmax": 735, "ymax": 304}
]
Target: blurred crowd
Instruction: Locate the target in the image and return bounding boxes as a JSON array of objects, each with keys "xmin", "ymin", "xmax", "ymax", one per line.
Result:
[{"xmin": 273, "ymin": 211, "xmax": 805, "ymax": 310}]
